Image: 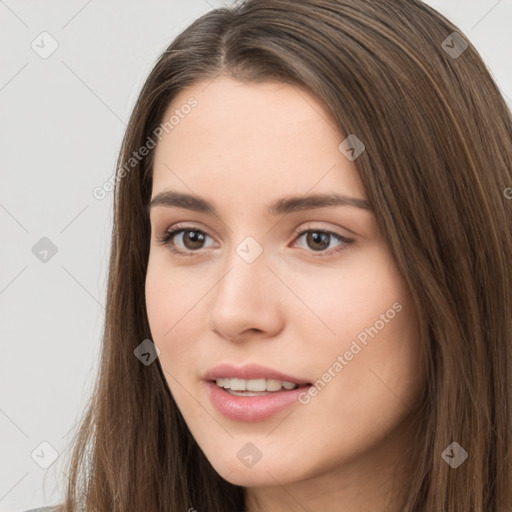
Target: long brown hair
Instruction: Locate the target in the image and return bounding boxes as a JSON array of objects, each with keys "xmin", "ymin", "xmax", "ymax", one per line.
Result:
[{"xmin": 53, "ymin": 1, "xmax": 512, "ymax": 510}]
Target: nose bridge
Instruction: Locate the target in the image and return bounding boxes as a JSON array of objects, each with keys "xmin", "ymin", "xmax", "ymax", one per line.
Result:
[
  {"xmin": 206, "ymin": 231, "xmax": 281, "ymax": 338},
  {"xmin": 219, "ymin": 233, "xmax": 270, "ymax": 301}
]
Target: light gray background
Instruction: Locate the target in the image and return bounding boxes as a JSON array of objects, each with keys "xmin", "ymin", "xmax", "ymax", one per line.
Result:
[{"xmin": 1, "ymin": 1, "xmax": 511, "ymax": 511}]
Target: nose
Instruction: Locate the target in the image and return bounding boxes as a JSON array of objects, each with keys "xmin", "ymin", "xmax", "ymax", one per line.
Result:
[{"xmin": 206, "ymin": 245, "xmax": 284, "ymax": 342}]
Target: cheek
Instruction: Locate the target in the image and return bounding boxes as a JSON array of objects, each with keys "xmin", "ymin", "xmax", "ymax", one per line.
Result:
[
  {"xmin": 145, "ymin": 258, "xmax": 171, "ymax": 336},
  {"xmin": 301, "ymin": 246, "xmax": 424, "ymax": 406},
  {"xmin": 145, "ymin": 258, "xmax": 190, "ymax": 353},
  {"xmin": 288, "ymin": 245, "xmax": 408, "ymax": 344},
  {"xmin": 145, "ymin": 253, "xmax": 200, "ymax": 329},
  {"xmin": 145, "ymin": 255, "xmax": 213, "ymax": 380},
  {"xmin": 326, "ymin": 292, "xmax": 424, "ymax": 429}
]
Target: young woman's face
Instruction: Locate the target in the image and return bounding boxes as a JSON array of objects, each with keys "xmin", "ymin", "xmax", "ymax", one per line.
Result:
[{"xmin": 146, "ymin": 76, "xmax": 425, "ymax": 496}]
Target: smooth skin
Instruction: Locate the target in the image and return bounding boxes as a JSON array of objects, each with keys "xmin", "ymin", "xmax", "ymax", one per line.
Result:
[{"xmin": 145, "ymin": 76, "xmax": 426, "ymax": 512}]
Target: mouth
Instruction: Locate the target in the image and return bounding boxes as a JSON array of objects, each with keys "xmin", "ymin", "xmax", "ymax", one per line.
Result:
[
  {"xmin": 203, "ymin": 363, "xmax": 313, "ymax": 420},
  {"xmin": 209, "ymin": 378, "xmax": 312, "ymax": 397},
  {"xmin": 205, "ymin": 379, "xmax": 314, "ymax": 422}
]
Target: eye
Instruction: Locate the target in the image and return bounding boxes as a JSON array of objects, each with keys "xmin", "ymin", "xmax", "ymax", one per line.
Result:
[
  {"xmin": 156, "ymin": 223, "xmax": 354, "ymax": 258},
  {"xmin": 156, "ymin": 223, "xmax": 215, "ymax": 257},
  {"xmin": 290, "ymin": 226, "xmax": 354, "ymax": 257}
]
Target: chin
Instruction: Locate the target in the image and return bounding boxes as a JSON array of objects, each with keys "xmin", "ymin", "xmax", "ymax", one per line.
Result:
[
  {"xmin": 218, "ymin": 465, "xmax": 291, "ymax": 487},
  {"xmin": 205, "ymin": 449, "xmax": 310, "ymax": 488}
]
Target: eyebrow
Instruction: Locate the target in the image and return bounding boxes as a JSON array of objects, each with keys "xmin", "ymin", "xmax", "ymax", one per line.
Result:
[{"xmin": 147, "ymin": 190, "xmax": 372, "ymax": 217}]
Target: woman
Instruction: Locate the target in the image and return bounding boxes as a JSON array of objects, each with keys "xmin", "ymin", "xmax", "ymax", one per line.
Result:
[{"xmin": 28, "ymin": 0, "xmax": 512, "ymax": 510}]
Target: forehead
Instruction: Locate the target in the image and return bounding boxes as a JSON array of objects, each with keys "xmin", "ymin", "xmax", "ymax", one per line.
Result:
[{"xmin": 151, "ymin": 77, "xmax": 366, "ymax": 203}]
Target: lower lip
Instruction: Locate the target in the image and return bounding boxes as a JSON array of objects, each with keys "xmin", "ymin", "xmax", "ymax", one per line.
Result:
[{"xmin": 205, "ymin": 381, "xmax": 311, "ymax": 422}]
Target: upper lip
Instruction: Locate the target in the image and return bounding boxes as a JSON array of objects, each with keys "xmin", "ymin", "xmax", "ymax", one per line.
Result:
[{"xmin": 204, "ymin": 363, "xmax": 311, "ymax": 385}]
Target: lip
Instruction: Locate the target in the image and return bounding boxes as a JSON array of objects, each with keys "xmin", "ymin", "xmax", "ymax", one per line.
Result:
[
  {"xmin": 203, "ymin": 363, "xmax": 312, "ymax": 422},
  {"xmin": 203, "ymin": 363, "xmax": 311, "ymax": 385},
  {"xmin": 206, "ymin": 381, "xmax": 312, "ymax": 422}
]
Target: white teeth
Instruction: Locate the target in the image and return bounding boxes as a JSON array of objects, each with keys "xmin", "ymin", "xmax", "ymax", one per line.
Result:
[
  {"xmin": 266, "ymin": 379, "xmax": 284, "ymax": 391},
  {"xmin": 214, "ymin": 377, "xmax": 299, "ymax": 392}
]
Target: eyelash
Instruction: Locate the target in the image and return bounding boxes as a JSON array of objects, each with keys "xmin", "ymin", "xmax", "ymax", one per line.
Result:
[{"xmin": 156, "ymin": 222, "xmax": 355, "ymax": 258}]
